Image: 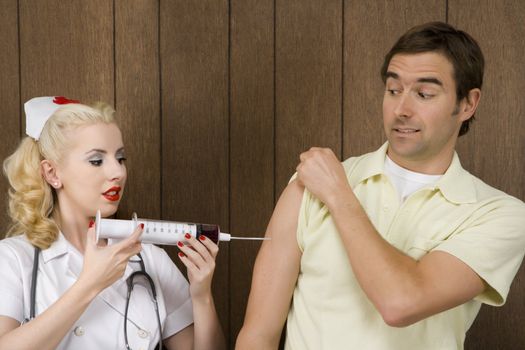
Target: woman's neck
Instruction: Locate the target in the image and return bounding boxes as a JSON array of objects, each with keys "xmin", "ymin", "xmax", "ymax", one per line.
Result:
[{"xmin": 52, "ymin": 208, "xmax": 90, "ymax": 253}]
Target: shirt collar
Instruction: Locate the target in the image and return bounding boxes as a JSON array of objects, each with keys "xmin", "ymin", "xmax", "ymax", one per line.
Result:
[
  {"xmin": 349, "ymin": 142, "xmax": 477, "ymax": 204},
  {"xmin": 41, "ymin": 232, "xmax": 69, "ymax": 263},
  {"xmin": 41, "ymin": 232, "xmax": 136, "ymax": 280},
  {"xmin": 434, "ymin": 153, "xmax": 477, "ymax": 204},
  {"xmin": 347, "ymin": 142, "xmax": 388, "ymax": 186}
]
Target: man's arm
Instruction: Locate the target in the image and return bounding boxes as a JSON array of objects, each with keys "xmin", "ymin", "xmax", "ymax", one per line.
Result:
[
  {"xmin": 236, "ymin": 180, "xmax": 303, "ymax": 349},
  {"xmin": 296, "ymin": 147, "xmax": 485, "ymax": 327}
]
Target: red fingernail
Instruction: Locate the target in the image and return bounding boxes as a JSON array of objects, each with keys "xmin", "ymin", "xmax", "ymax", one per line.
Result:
[
  {"xmin": 199, "ymin": 235, "xmax": 206, "ymax": 241},
  {"xmin": 177, "ymin": 241, "xmax": 184, "ymax": 247},
  {"xmin": 185, "ymin": 233, "xmax": 191, "ymax": 239},
  {"xmin": 178, "ymin": 252, "xmax": 185, "ymax": 258},
  {"xmin": 140, "ymin": 223, "xmax": 144, "ymax": 229},
  {"xmin": 88, "ymin": 220, "xmax": 95, "ymax": 228}
]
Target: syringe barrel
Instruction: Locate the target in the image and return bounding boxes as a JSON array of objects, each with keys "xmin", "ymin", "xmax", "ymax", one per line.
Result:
[{"xmin": 95, "ymin": 214, "xmax": 221, "ymax": 245}]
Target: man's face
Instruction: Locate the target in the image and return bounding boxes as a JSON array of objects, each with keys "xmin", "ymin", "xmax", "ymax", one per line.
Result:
[
  {"xmin": 54, "ymin": 122, "xmax": 127, "ymax": 220},
  {"xmin": 382, "ymin": 52, "xmax": 470, "ymax": 173}
]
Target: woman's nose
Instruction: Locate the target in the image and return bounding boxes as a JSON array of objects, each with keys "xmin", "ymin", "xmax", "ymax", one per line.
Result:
[{"xmin": 108, "ymin": 159, "xmax": 126, "ymax": 181}]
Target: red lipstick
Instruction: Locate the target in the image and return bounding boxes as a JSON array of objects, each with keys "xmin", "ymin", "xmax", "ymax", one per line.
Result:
[{"xmin": 102, "ymin": 186, "xmax": 121, "ymax": 202}]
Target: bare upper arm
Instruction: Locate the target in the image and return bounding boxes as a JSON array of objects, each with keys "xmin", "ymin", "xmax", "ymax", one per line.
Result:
[{"xmin": 238, "ymin": 180, "xmax": 304, "ymax": 345}]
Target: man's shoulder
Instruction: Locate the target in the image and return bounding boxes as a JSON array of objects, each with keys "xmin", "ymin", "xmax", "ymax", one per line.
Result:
[{"xmin": 467, "ymin": 172, "xmax": 525, "ymax": 209}]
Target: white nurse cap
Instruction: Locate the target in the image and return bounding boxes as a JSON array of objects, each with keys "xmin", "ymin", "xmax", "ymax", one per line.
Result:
[{"xmin": 25, "ymin": 96, "xmax": 80, "ymax": 140}]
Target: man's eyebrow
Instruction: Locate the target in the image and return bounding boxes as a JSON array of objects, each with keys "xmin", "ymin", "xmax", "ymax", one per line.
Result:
[
  {"xmin": 385, "ymin": 71, "xmax": 443, "ymax": 86},
  {"xmin": 417, "ymin": 77, "xmax": 443, "ymax": 86},
  {"xmin": 385, "ymin": 71, "xmax": 399, "ymax": 80}
]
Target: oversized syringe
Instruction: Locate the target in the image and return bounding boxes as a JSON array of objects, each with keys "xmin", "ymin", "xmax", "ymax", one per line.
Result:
[{"xmin": 95, "ymin": 210, "xmax": 269, "ymax": 245}]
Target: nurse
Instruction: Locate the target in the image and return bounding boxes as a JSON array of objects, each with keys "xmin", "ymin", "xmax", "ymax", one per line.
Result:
[{"xmin": 0, "ymin": 97, "xmax": 225, "ymax": 350}]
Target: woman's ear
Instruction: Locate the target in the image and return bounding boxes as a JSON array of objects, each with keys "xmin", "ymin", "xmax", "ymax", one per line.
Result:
[{"xmin": 41, "ymin": 160, "xmax": 61, "ymax": 189}]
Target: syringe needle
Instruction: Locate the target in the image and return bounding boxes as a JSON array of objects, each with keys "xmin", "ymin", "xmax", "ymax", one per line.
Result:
[{"xmin": 228, "ymin": 236, "xmax": 271, "ymax": 241}]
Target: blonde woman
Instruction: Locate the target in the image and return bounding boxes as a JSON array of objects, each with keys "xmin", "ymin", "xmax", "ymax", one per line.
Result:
[{"xmin": 0, "ymin": 97, "xmax": 225, "ymax": 350}]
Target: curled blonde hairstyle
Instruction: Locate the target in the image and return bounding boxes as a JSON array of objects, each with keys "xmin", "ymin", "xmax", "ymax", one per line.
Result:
[{"xmin": 3, "ymin": 102, "xmax": 116, "ymax": 249}]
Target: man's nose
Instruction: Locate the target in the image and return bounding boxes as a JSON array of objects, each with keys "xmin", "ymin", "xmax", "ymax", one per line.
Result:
[{"xmin": 393, "ymin": 93, "xmax": 413, "ymax": 118}]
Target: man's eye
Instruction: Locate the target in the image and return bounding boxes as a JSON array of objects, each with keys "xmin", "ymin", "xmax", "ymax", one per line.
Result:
[
  {"xmin": 89, "ymin": 159, "xmax": 103, "ymax": 166},
  {"xmin": 387, "ymin": 89, "xmax": 400, "ymax": 95},
  {"xmin": 418, "ymin": 92, "xmax": 433, "ymax": 99}
]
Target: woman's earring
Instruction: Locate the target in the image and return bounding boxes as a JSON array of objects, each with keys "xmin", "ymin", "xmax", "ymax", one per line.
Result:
[{"xmin": 53, "ymin": 182, "xmax": 60, "ymax": 188}]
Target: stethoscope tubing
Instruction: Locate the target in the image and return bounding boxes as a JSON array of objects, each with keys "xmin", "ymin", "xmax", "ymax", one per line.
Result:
[{"xmin": 27, "ymin": 246, "xmax": 163, "ymax": 349}]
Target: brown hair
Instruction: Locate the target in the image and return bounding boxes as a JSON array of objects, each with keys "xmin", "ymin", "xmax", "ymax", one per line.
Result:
[{"xmin": 381, "ymin": 22, "xmax": 484, "ymax": 136}]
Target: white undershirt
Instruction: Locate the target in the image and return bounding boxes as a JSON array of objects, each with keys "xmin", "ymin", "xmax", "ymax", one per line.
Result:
[{"xmin": 384, "ymin": 156, "xmax": 442, "ymax": 203}]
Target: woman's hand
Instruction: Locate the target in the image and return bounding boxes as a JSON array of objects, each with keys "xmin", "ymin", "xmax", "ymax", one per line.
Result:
[
  {"xmin": 177, "ymin": 234, "xmax": 219, "ymax": 301},
  {"xmin": 78, "ymin": 224, "xmax": 143, "ymax": 293}
]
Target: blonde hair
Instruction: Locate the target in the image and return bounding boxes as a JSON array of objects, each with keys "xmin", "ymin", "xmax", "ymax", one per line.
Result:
[{"xmin": 3, "ymin": 102, "xmax": 116, "ymax": 249}]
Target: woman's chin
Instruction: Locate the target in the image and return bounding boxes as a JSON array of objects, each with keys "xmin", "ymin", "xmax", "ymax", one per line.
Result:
[{"xmin": 96, "ymin": 205, "xmax": 119, "ymax": 218}]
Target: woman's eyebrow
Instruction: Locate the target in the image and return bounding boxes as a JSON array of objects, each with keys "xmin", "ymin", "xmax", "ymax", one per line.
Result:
[{"xmin": 85, "ymin": 149, "xmax": 107, "ymax": 155}]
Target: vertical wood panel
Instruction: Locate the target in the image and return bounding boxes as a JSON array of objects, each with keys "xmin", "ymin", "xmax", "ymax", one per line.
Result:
[
  {"xmin": 343, "ymin": 0, "xmax": 445, "ymax": 158},
  {"xmin": 19, "ymin": 0, "xmax": 113, "ymax": 105},
  {"xmin": 160, "ymin": 0, "xmax": 230, "ymax": 341},
  {"xmin": 1, "ymin": 2, "xmax": 523, "ymax": 348},
  {"xmin": 449, "ymin": 2, "xmax": 525, "ymax": 349},
  {"xmin": 275, "ymin": 0, "xmax": 343, "ymax": 195},
  {"xmin": 115, "ymin": 0, "xmax": 160, "ymax": 220},
  {"xmin": 0, "ymin": 0, "xmax": 20, "ymax": 238},
  {"xmin": 230, "ymin": 0, "xmax": 274, "ymax": 345}
]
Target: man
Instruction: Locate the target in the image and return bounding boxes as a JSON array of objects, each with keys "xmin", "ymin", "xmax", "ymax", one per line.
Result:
[{"xmin": 236, "ymin": 22, "xmax": 525, "ymax": 350}]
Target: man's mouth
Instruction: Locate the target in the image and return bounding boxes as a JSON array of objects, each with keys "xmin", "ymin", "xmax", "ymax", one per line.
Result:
[
  {"xmin": 393, "ymin": 128, "xmax": 420, "ymax": 134},
  {"xmin": 103, "ymin": 186, "xmax": 121, "ymax": 202}
]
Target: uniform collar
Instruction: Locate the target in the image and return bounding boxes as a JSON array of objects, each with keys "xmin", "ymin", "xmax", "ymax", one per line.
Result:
[
  {"xmin": 41, "ymin": 233, "xmax": 135, "ymax": 279},
  {"xmin": 39, "ymin": 232, "xmax": 144, "ymax": 326},
  {"xmin": 41, "ymin": 232, "xmax": 69, "ymax": 263},
  {"xmin": 350, "ymin": 142, "xmax": 477, "ymax": 204}
]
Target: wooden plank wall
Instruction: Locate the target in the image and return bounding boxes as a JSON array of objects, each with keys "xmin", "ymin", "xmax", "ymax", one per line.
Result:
[
  {"xmin": 0, "ymin": 1, "xmax": 523, "ymax": 349},
  {"xmin": 0, "ymin": 0, "xmax": 19, "ymax": 230}
]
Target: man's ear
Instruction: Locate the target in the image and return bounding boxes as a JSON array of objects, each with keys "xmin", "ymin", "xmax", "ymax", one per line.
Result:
[
  {"xmin": 41, "ymin": 160, "xmax": 61, "ymax": 189},
  {"xmin": 459, "ymin": 88, "xmax": 481, "ymax": 122}
]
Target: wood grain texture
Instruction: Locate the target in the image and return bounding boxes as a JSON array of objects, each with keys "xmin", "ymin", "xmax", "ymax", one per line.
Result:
[
  {"xmin": 160, "ymin": 0, "xmax": 230, "ymax": 341},
  {"xmin": 449, "ymin": 1, "xmax": 525, "ymax": 349},
  {"xmin": 1, "ymin": 1, "xmax": 524, "ymax": 348},
  {"xmin": 230, "ymin": 0, "xmax": 274, "ymax": 345},
  {"xmin": 275, "ymin": 0, "xmax": 342, "ymax": 196},
  {"xmin": 0, "ymin": 0, "xmax": 20, "ymax": 237},
  {"xmin": 19, "ymin": 0, "xmax": 113, "ymax": 104},
  {"xmin": 114, "ymin": 0, "xmax": 161, "ymax": 219},
  {"xmin": 343, "ymin": 0, "xmax": 446, "ymax": 158}
]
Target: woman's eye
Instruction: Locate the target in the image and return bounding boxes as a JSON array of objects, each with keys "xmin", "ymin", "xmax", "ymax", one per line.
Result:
[
  {"xmin": 89, "ymin": 159, "xmax": 103, "ymax": 166},
  {"xmin": 117, "ymin": 157, "xmax": 127, "ymax": 164}
]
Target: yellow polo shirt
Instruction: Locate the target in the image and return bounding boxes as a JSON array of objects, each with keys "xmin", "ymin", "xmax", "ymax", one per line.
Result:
[{"xmin": 285, "ymin": 143, "xmax": 525, "ymax": 350}]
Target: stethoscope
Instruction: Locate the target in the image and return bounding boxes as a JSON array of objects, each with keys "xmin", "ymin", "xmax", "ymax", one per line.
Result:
[{"xmin": 27, "ymin": 246, "xmax": 163, "ymax": 350}]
